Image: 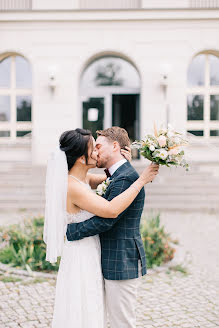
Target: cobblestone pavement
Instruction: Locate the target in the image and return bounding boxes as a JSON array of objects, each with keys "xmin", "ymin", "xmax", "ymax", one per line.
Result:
[{"xmin": 0, "ymin": 212, "xmax": 219, "ymax": 328}]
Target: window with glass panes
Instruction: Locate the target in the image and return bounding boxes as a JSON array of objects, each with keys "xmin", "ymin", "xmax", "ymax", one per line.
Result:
[
  {"xmin": 0, "ymin": 55, "xmax": 32, "ymax": 140},
  {"xmin": 187, "ymin": 53, "xmax": 219, "ymax": 138}
]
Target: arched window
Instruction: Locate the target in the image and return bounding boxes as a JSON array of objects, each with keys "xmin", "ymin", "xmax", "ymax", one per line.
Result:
[
  {"xmin": 0, "ymin": 54, "xmax": 32, "ymax": 140},
  {"xmin": 81, "ymin": 56, "xmax": 140, "ymax": 90},
  {"xmin": 187, "ymin": 52, "xmax": 219, "ymax": 138}
]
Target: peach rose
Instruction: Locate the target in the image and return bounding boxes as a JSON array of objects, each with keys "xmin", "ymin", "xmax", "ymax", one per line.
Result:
[{"xmin": 157, "ymin": 135, "xmax": 167, "ymax": 147}]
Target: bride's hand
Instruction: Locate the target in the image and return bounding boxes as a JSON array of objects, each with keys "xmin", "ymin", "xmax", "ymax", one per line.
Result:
[
  {"xmin": 139, "ymin": 163, "xmax": 159, "ymax": 184},
  {"xmin": 121, "ymin": 146, "xmax": 132, "ymax": 161}
]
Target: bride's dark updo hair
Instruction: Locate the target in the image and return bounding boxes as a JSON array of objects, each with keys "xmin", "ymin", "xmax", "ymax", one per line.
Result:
[{"xmin": 59, "ymin": 128, "xmax": 92, "ymax": 171}]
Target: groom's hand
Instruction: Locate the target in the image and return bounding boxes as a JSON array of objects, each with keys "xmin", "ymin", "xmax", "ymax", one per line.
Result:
[{"xmin": 121, "ymin": 146, "xmax": 132, "ymax": 161}]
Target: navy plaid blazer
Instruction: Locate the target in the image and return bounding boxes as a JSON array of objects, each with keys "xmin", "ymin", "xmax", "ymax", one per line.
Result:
[{"xmin": 66, "ymin": 161, "xmax": 147, "ymax": 280}]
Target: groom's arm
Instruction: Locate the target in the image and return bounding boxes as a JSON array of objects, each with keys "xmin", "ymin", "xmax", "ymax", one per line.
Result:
[{"xmin": 66, "ymin": 177, "xmax": 136, "ymax": 241}]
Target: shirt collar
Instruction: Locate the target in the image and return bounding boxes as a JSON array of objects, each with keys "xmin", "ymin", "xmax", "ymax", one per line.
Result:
[{"xmin": 108, "ymin": 159, "xmax": 127, "ymax": 176}]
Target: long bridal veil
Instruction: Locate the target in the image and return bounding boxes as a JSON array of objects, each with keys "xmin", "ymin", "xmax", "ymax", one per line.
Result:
[{"xmin": 43, "ymin": 147, "xmax": 68, "ymax": 263}]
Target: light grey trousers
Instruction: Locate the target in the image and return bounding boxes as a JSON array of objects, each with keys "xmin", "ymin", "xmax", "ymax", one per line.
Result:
[{"xmin": 104, "ymin": 262, "xmax": 142, "ymax": 328}]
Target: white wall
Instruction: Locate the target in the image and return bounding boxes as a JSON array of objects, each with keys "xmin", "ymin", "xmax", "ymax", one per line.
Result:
[{"xmin": 0, "ymin": 12, "xmax": 219, "ymax": 164}]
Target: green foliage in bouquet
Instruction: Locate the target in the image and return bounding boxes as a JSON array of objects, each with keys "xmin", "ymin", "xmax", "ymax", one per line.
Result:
[
  {"xmin": 140, "ymin": 213, "xmax": 177, "ymax": 268},
  {"xmin": 0, "ymin": 217, "xmax": 59, "ymax": 272},
  {"xmin": 140, "ymin": 144, "xmax": 179, "ymax": 167}
]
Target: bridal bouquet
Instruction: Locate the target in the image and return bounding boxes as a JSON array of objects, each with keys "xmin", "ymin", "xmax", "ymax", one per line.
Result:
[{"xmin": 132, "ymin": 124, "xmax": 189, "ymax": 170}]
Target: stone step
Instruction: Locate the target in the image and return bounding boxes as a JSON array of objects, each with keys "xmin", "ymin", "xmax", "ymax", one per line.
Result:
[
  {"xmin": 144, "ymin": 206, "xmax": 219, "ymax": 213},
  {"xmin": 0, "ymin": 164, "xmax": 213, "ymax": 174},
  {"xmin": 1, "ymin": 192, "xmax": 219, "ymax": 202},
  {"xmin": 0, "ymin": 202, "xmax": 44, "ymax": 210},
  {"xmin": 0, "ymin": 189, "xmax": 45, "ymax": 194},
  {"xmin": 2, "ymin": 187, "xmax": 217, "ymax": 195},
  {"xmin": 0, "ymin": 169, "xmax": 214, "ymax": 180},
  {"xmin": 0, "ymin": 183, "xmax": 218, "ymax": 192},
  {"xmin": 2, "ymin": 179, "xmax": 217, "ymax": 187},
  {"xmin": 1, "ymin": 198, "xmax": 218, "ymax": 208},
  {"xmin": 144, "ymin": 199, "xmax": 219, "ymax": 206},
  {"xmin": 145, "ymin": 196, "xmax": 219, "ymax": 202},
  {"xmin": 0, "ymin": 181, "xmax": 219, "ymax": 188},
  {"xmin": 0, "ymin": 185, "xmax": 45, "ymax": 190},
  {"xmin": 145, "ymin": 201, "xmax": 219, "ymax": 207},
  {"xmin": 146, "ymin": 181, "xmax": 219, "ymax": 187},
  {"xmin": 0, "ymin": 168, "xmax": 213, "ymax": 175},
  {"xmin": 145, "ymin": 203, "xmax": 219, "ymax": 209},
  {"xmin": 0, "ymin": 196, "xmax": 45, "ymax": 202},
  {"xmin": 0, "ymin": 184, "xmax": 45, "ymax": 189},
  {"xmin": 1, "ymin": 177, "xmax": 218, "ymax": 185},
  {"xmin": 0, "ymin": 173, "xmax": 43, "ymax": 179},
  {"xmin": 0, "ymin": 203, "xmax": 217, "ymax": 215},
  {"xmin": 0, "ymin": 185, "xmax": 217, "ymax": 194},
  {"xmin": 0, "ymin": 162, "xmax": 218, "ymax": 215},
  {"xmin": 0, "ymin": 166, "xmax": 216, "ymax": 177}
]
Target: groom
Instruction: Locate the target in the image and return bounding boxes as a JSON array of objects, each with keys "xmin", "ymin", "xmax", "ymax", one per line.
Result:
[{"xmin": 67, "ymin": 127, "xmax": 149, "ymax": 328}]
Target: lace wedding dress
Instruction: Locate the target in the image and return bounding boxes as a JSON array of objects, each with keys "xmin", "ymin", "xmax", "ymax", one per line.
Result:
[{"xmin": 52, "ymin": 182, "xmax": 106, "ymax": 328}]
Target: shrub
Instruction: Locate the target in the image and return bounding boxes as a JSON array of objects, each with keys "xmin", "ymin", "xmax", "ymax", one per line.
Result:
[
  {"xmin": 0, "ymin": 213, "xmax": 176, "ymax": 273},
  {"xmin": 0, "ymin": 217, "xmax": 59, "ymax": 272},
  {"xmin": 140, "ymin": 213, "xmax": 176, "ymax": 268}
]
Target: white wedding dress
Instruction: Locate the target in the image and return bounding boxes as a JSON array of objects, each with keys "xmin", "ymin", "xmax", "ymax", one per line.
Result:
[{"xmin": 52, "ymin": 184, "xmax": 106, "ymax": 328}]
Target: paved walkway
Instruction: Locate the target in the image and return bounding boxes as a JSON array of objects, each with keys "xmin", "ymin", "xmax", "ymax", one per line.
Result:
[{"xmin": 0, "ymin": 212, "xmax": 218, "ymax": 328}]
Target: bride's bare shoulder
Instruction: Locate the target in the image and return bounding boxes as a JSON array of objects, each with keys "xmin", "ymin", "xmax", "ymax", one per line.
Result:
[{"xmin": 67, "ymin": 176, "xmax": 89, "ymax": 196}]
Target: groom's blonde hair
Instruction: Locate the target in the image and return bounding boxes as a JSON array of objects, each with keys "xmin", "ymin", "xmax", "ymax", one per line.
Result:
[{"xmin": 96, "ymin": 127, "xmax": 130, "ymax": 149}]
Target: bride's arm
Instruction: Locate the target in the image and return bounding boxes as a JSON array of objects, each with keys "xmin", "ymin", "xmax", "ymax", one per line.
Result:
[
  {"xmin": 86, "ymin": 146, "xmax": 132, "ymax": 189},
  {"xmin": 69, "ymin": 164, "xmax": 159, "ymax": 218},
  {"xmin": 87, "ymin": 173, "xmax": 107, "ymax": 189}
]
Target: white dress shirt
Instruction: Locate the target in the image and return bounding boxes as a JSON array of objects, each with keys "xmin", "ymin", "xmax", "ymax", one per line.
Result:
[{"xmin": 108, "ymin": 159, "xmax": 127, "ymax": 176}]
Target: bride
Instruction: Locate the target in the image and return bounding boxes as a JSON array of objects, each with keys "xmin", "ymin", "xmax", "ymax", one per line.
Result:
[{"xmin": 43, "ymin": 128, "xmax": 159, "ymax": 328}]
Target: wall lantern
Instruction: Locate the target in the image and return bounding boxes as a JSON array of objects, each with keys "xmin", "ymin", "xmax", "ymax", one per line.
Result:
[
  {"xmin": 159, "ymin": 63, "xmax": 171, "ymax": 94},
  {"xmin": 48, "ymin": 66, "xmax": 57, "ymax": 92}
]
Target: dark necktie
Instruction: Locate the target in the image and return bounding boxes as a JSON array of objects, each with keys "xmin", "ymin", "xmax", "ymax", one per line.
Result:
[{"xmin": 104, "ymin": 168, "xmax": 111, "ymax": 178}]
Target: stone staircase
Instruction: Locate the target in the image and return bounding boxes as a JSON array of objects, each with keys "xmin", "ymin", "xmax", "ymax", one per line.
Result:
[
  {"xmin": 0, "ymin": 161, "xmax": 219, "ymax": 225},
  {"xmin": 0, "ymin": 162, "xmax": 46, "ymax": 224},
  {"xmin": 143, "ymin": 167, "xmax": 219, "ymax": 213}
]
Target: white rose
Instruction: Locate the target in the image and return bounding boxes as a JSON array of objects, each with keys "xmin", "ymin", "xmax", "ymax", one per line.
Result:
[
  {"xmin": 149, "ymin": 145, "xmax": 155, "ymax": 151},
  {"xmin": 156, "ymin": 149, "xmax": 168, "ymax": 160},
  {"xmin": 97, "ymin": 185, "xmax": 103, "ymax": 195}
]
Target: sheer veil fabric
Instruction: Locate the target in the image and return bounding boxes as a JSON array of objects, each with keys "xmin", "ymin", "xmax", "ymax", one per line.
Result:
[{"xmin": 43, "ymin": 147, "xmax": 68, "ymax": 263}]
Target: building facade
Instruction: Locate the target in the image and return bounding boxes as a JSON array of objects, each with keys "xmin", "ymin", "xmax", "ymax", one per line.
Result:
[{"xmin": 0, "ymin": 0, "xmax": 219, "ymax": 164}]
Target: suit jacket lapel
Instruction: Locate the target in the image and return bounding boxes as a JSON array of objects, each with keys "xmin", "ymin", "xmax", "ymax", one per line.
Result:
[
  {"xmin": 103, "ymin": 162, "xmax": 131, "ymax": 199},
  {"xmin": 110, "ymin": 161, "xmax": 131, "ymax": 179}
]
